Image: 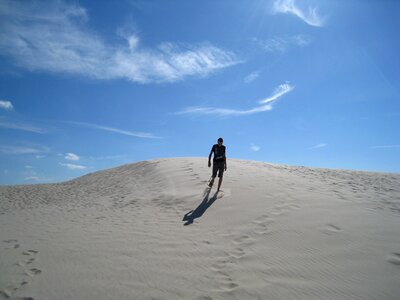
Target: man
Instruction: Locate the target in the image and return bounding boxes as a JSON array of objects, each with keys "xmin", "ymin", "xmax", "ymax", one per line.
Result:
[{"xmin": 208, "ymin": 137, "xmax": 227, "ymax": 191}]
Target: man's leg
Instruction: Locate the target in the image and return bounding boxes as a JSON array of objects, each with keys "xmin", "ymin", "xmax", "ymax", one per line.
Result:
[
  {"xmin": 217, "ymin": 163, "xmax": 224, "ymax": 191},
  {"xmin": 209, "ymin": 163, "xmax": 218, "ymax": 187},
  {"xmin": 209, "ymin": 176, "xmax": 215, "ymax": 187},
  {"xmin": 217, "ymin": 176, "xmax": 223, "ymax": 191}
]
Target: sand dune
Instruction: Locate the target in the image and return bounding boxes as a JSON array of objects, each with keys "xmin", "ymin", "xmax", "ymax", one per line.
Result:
[{"xmin": 1, "ymin": 158, "xmax": 400, "ymax": 299}]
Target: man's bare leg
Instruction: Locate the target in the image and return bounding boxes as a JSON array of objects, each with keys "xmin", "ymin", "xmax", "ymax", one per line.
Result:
[
  {"xmin": 209, "ymin": 176, "xmax": 215, "ymax": 187},
  {"xmin": 217, "ymin": 176, "xmax": 223, "ymax": 191}
]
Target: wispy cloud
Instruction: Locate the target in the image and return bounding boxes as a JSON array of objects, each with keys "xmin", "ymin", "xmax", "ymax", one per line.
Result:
[
  {"xmin": 250, "ymin": 144, "xmax": 261, "ymax": 152},
  {"xmin": 24, "ymin": 176, "xmax": 52, "ymax": 182},
  {"xmin": 370, "ymin": 145, "xmax": 400, "ymax": 149},
  {"xmin": 65, "ymin": 153, "xmax": 80, "ymax": 161},
  {"xmin": 0, "ymin": 118, "xmax": 47, "ymax": 134},
  {"xmin": 273, "ymin": 0, "xmax": 325, "ymax": 27},
  {"xmin": 59, "ymin": 163, "xmax": 87, "ymax": 170},
  {"xmin": 178, "ymin": 105, "xmax": 273, "ymax": 116},
  {"xmin": 259, "ymin": 83, "xmax": 294, "ymax": 104},
  {"xmin": 0, "ymin": 0, "xmax": 239, "ymax": 84},
  {"xmin": 23, "ymin": 167, "xmax": 38, "ymax": 180},
  {"xmin": 244, "ymin": 71, "xmax": 260, "ymax": 83},
  {"xmin": 66, "ymin": 121, "xmax": 162, "ymax": 139},
  {"xmin": 0, "ymin": 145, "xmax": 49, "ymax": 155},
  {"xmin": 0, "ymin": 100, "xmax": 14, "ymax": 111},
  {"xmin": 177, "ymin": 83, "xmax": 294, "ymax": 117},
  {"xmin": 310, "ymin": 143, "xmax": 327, "ymax": 149},
  {"xmin": 254, "ymin": 35, "xmax": 313, "ymax": 53}
]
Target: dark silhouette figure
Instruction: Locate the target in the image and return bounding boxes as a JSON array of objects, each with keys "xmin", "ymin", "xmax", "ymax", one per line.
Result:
[
  {"xmin": 183, "ymin": 189, "xmax": 220, "ymax": 225},
  {"xmin": 208, "ymin": 137, "xmax": 227, "ymax": 191}
]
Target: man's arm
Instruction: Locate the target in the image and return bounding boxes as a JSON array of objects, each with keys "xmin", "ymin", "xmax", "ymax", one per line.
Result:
[
  {"xmin": 224, "ymin": 147, "xmax": 227, "ymax": 170},
  {"xmin": 208, "ymin": 146, "xmax": 214, "ymax": 167}
]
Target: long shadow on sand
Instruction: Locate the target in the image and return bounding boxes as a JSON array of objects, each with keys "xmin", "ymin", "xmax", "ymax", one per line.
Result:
[{"xmin": 183, "ymin": 188, "xmax": 219, "ymax": 226}]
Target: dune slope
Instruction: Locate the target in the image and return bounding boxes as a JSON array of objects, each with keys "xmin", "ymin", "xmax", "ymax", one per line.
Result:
[{"xmin": 1, "ymin": 158, "xmax": 400, "ymax": 299}]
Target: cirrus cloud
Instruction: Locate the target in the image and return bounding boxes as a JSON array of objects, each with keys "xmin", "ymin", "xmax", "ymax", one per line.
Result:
[
  {"xmin": 370, "ymin": 145, "xmax": 400, "ymax": 149},
  {"xmin": 244, "ymin": 71, "xmax": 260, "ymax": 83},
  {"xmin": 177, "ymin": 83, "xmax": 294, "ymax": 117},
  {"xmin": 59, "ymin": 163, "xmax": 87, "ymax": 170},
  {"xmin": 310, "ymin": 143, "xmax": 327, "ymax": 149},
  {"xmin": 0, "ymin": 118, "xmax": 47, "ymax": 134},
  {"xmin": 253, "ymin": 35, "xmax": 313, "ymax": 53},
  {"xmin": 65, "ymin": 121, "xmax": 163, "ymax": 139},
  {"xmin": 0, "ymin": 144, "xmax": 49, "ymax": 155},
  {"xmin": 0, "ymin": 0, "xmax": 240, "ymax": 84},
  {"xmin": 272, "ymin": 0, "xmax": 325, "ymax": 27}
]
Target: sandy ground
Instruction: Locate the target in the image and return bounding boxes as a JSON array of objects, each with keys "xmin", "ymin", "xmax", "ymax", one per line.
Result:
[{"xmin": 1, "ymin": 158, "xmax": 400, "ymax": 300}]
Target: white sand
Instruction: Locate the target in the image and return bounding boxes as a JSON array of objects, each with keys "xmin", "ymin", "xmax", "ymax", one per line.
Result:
[{"xmin": 1, "ymin": 158, "xmax": 400, "ymax": 299}]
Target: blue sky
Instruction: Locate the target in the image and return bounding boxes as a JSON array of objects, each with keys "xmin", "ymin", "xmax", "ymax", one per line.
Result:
[{"xmin": 0, "ymin": 0, "xmax": 399, "ymax": 184}]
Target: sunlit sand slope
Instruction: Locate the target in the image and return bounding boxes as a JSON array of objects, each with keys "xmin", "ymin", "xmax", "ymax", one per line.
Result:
[{"xmin": 1, "ymin": 158, "xmax": 399, "ymax": 299}]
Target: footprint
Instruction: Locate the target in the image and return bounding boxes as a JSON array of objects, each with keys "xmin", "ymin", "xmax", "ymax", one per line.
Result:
[
  {"xmin": 221, "ymin": 282, "xmax": 239, "ymax": 290},
  {"xmin": 13, "ymin": 281, "xmax": 29, "ymax": 290},
  {"xmin": 216, "ymin": 192, "xmax": 224, "ymax": 199},
  {"xmin": 321, "ymin": 224, "xmax": 342, "ymax": 234},
  {"xmin": 16, "ymin": 261, "xmax": 26, "ymax": 267},
  {"xmin": 252, "ymin": 214, "xmax": 271, "ymax": 225},
  {"xmin": 288, "ymin": 204, "xmax": 301, "ymax": 210},
  {"xmin": 254, "ymin": 227, "xmax": 270, "ymax": 235},
  {"xmin": 22, "ymin": 250, "xmax": 38, "ymax": 256},
  {"xmin": 1, "ymin": 278, "xmax": 32, "ymax": 299},
  {"xmin": 270, "ymin": 209, "xmax": 283, "ymax": 216},
  {"xmin": 16, "ymin": 258, "xmax": 34, "ymax": 267},
  {"xmin": 229, "ymin": 247, "xmax": 245, "ymax": 259},
  {"xmin": 0, "ymin": 289, "xmax": 12, "ymax": 298},
  {"xmin": 3, "ymin": 239, "xmax": 20, "ymax": 250},
  {"xmin": 215, "ymin": 270, "xmax": 238, "ymax": 290},
  {"xmin": 1, "ymin": 242, "xmax": 41, "ymax": 299},
  {"xmin": 233, "ymin": 235, "xmax": 250, "ymax": 245},
  {"xmin": 387, "ymin": 253, "xmax": 400, "ymax": 266},
  {"xmin": 3, "ymin": 239, "xmax": 18, "ymax": 243},
  {"xmin": 211, "ymin": 262, "xmax": 224, "ymax": 271},
  {"xmin": 26, "ymin": 268, "xmax": 42, "ymax": 276}
]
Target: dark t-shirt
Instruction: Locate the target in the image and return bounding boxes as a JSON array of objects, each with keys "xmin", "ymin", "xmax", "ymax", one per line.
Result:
[{"xmin": 210, "ymin": 144, "xmax": 226, "ymax": 163}]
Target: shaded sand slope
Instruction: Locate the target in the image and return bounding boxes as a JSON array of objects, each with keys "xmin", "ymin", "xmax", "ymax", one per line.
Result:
[{"xmin": 1, "ymin": 158, "xmax": 400, "ymax": 299}]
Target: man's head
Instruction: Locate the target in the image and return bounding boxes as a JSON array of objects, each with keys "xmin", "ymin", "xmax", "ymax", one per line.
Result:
[{"xmin": 217, "ymin": 137, "xmax": 223, "ymax": 145}]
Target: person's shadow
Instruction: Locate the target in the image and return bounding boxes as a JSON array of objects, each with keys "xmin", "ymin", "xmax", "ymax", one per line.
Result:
[{"xmin": 182, "ymin": 188, "xmax": 219, "ymax": 226}]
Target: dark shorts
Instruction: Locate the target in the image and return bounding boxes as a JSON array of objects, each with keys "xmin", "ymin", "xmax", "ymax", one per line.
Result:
[{"xmin": 212, "ymin": 161, "xmax": 225, "ymax": 178}]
